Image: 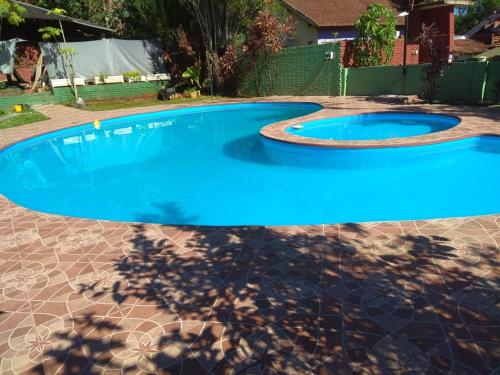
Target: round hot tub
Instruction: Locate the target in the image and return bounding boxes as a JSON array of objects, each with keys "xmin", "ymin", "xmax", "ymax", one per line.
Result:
[{"xmin": 286, "ymin": 113, "xmax": 460, "ymax": 141}]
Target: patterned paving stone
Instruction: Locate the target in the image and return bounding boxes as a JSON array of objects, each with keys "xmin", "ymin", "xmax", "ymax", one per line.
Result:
[{"xmin": 0, "ymin": 98, "xmax": 499, "ymax": 374}]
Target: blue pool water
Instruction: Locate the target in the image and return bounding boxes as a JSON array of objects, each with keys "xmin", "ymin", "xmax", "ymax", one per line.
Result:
[
  {"xmin": 286, "ymin": 113, "xmax": 460, "ymax": 140},
  {"xmin": 0, "ymin": 103, "xmax": 499, "ymax": 226}
]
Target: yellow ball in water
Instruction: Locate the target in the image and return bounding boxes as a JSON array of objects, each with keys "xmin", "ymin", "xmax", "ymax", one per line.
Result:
[{"xmin": 93, "ymin": 120, "xmax": 101, "ymax": 130}]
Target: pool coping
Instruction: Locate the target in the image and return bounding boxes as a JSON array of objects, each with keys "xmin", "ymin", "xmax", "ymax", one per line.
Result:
[{"xmin": 261, "ymin": 107, "xmax": 500, "ymax": 149}]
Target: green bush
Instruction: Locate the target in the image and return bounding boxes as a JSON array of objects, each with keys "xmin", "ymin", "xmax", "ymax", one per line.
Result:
[
  {"xmin": 353, "ymin": 3, "xmax": 397, "ymax": 67},
  {"xmin": 123, "ymin": 70, "xmax": 142, "ymax": 81}
]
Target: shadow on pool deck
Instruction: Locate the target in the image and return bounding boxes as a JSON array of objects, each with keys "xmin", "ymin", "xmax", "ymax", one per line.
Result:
[
  {"xmin": 0, "ymin": 97, "xmax": 498, "ymax": 374},
  {"xmin": 30, "ymin": 209, "xmax": 499, "ymax": 374}
]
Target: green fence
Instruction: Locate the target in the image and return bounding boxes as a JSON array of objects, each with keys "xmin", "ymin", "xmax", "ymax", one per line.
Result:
[
  {"xmin": 345, "ymin": 61, "xmax": 500, "ymax": 104},
  {"xmin": 484, "ymin": 61, "xmax": 500, "ymax": 103},
  {"xmin": 2, "ymin": 58, "xmax": 499, "ymax": 109},
  {"xmin": 240, "ymin": 44, "xmax": 343, "ymax": 97},
  {"xmin": 53, "ymin": 81, "xmax": 163, "ymax": 103},
  {"xmin": 0, "ymin": 91, "xmax": 58, "ymax": 109},
  {"xmin": 0, "ymin": 81, "xmax": 163, "ymax": 110}
]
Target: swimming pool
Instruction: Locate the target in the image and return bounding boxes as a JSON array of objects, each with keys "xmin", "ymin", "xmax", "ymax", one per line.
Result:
[
  {"xmin": 0, "ymin": 103, "xmax": 499, "ymax": 226},
  {"xmin": 286, "ymin": 113, "xmax": 460, "ymax": 141}
]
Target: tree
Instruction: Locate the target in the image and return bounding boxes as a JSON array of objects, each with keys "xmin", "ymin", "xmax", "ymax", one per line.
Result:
[
  {"xmin": 455, "ymin": 0, "xmax": 500, "ymax": 35},
  {"xmin": 415, "ymin": 23, "xmax": 450, "ymax": 103},
  {"xmin": 25, "ymin": 0, "xmax": 142, "ymax": 36},
  {"xmin": 0, "ymin": 0, "xmax": 26, "ymax": 41},
  {"xmin": 353, "ymin": 3, "xmax": 397, "ymax": 67},
  {"xmin": 39, "ymin": 8, "xmax": 80, "ymax": 101},
  {"xmin": 178, "ymin": 0, "xmax": 284, "ymax": 89},
  {"xmin": 237, "ymin": 9, "xmax": 293, "ymax": 95}
]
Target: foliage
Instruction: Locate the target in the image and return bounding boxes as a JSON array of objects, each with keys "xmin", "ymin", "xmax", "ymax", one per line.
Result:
[
  {"xmin": 0, "ymin": 0, "xmax": 26, "ymax": 25},
  {"xmin": 176, "ymin": 0, "xmax": 286, "ymax": 89},
  {"xmin": 38, "ymin": 26, "xmax": 61, "ymax": 40},
  {"xmin": 416, "ymin": 23, "xmax": 450, "ymax": 103},
  {"xmin": 26, "ymin": 0, "xmax": 136, "ymax": 35},
  {"xmin": 181, "ymin": 65, "xmax": 202, "ymax": 89},
  {"xmin": 455, "ymin": 0, "xmax": 500, "ymax": 35},
  {"xmin": 232, "ymin": 9, "xmax": 294, "ymax": 95},
  {"xmin": 38, "ymin": 8, "xmax": 80, "ymax": 101},
  {"xmin": 48, "ymin": 7, "xmax": 66, "ymax": 15},
  {"xmin": 243, "ymin": 10, "xmax": 294, "ymax": 61},
  {"xmin": 123, "ymin": 70, "xmax": 142, "ymax": 81},
  {"xmin": 58, "ymin": 47, "xmax": 77, "ymax": 56},
  {"xmin": 353, "ymin": 3, "xmax": 397, "ymax": 67},
  {"xmin": 219, "ymin": 43, "xmax": 239, "ymax": 79},
  {"xmin": 0, "ymin": 0, "xmax": 26, "ymax": 40},
  {"xmin": 98, "ymin": 72, "xmax": 107, "ymax": 83}
]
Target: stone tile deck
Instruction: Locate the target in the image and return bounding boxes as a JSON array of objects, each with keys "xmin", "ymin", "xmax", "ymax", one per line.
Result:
[{"xmin": 0, "ymin": 97, "xmax": 499, "ymax": 374}]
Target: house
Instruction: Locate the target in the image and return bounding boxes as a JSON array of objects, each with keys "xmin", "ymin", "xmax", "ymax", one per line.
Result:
[
  {"xmin": 281, "ymin": 0, "xmax": 473, "ymax": 65},
  {"xmin": 464, "ymin": 10, "xmax": 500, "ymax": 46},
  {"xmin": 453, "ymin": 9, "xmax": 500, "ymax": 58},
  {"xmin": 282, "ymin": 0, "xmax": 406, "ymax": 45},
  {"xmin": 453, "ymin": 37, "xmax": 491, "ymax": 57}
]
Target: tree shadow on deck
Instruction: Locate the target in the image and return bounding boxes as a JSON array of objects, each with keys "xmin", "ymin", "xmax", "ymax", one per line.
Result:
[{"xmin": 35, "ymin": 208, "xmax": 499, "ymax": 373}]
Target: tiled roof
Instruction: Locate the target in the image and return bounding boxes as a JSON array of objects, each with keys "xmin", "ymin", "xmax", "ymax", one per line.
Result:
[
  {"xmin": 453, "ymin": 38, "xmax": 490, "ymax": 55},
  {"xmin": 281, "ymin": 0, "xmax": 405, "ymax": 27}
]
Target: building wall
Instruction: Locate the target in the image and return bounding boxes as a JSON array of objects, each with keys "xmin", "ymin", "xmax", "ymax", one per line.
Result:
[
  {"xmin": 317, "ymin": 27, "xmax": 405, "ymax": 44},
  {"xmin": 287, "ymin": 5, "xmax": 457, "ymax": 64},
  {"xmin": 287, "ymin": 13, "xmax": 318, "ymax": 47},
  {"xmin": 408, "ymin": 6, "xmax": 455, "ymax": 62},
  {"xmin": 340, "ymin": 38, "xmax": 420, "ymax": 67}
]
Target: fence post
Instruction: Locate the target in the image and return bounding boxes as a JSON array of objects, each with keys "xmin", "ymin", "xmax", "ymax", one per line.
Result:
[
  {"xmin": 480, "ymin": 61, "xmax": 490, "ymax": 104},
  {"xmin": 342, "ymin": 68, "xmax": 348, "ymax": 96}
]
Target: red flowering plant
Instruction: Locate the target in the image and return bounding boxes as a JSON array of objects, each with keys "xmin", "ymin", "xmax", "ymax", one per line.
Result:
[{"xmin": 244, "ymin": 10, "xmax": 294, "ymax": 95}]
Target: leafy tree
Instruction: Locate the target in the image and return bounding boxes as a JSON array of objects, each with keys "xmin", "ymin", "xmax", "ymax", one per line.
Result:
[
  {"xmin": 178, "ymin": 0, "xmax": 285, "ymax": 89},
  {"xmin": 39, "ymin": 8, "xmax": 80, "ymax": 101},
  {"xmin": 25, "ymin": 0, "xmax": 141, "ymax": 36},
  {"xmin": 455, "ymin": 0, "xmax": 500, "ymax": 34},
  {"xmin": 0, "ymin": 0, "xmax": 26, "ymax": 40},
  {"xmin": 238, "ymin": 9, "xmax": 294, "ymax": 95},
  {"xmin": 353, "ymin": 3, "xmax": 397, "ymax": 67}
]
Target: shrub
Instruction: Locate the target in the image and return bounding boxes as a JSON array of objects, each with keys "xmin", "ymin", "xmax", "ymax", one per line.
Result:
[
  {"xmin": 415, "ymin": 23, "xmax": 450, "ymax": 103},
  {"xmin": 123, "ymin": 71, "xmax": 142, "ymax": 82},
  {"xmin": 353, "ymin": 3, "xmax": 397, "ymax": 67}
]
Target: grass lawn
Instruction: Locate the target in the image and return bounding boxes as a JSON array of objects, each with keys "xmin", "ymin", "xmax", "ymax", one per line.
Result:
[
  {"xmin": 0, "ymin": 110, "xmax": 49, "ymax": 130},
  {"xmin": 79, "ymin": 95, "xmax": 229, "ymax": 111}
]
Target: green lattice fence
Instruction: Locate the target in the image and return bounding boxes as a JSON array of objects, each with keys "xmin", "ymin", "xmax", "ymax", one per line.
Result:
[{"xmin": 239, "ymin": 43, "xmax": 344, "ymax": 97}]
